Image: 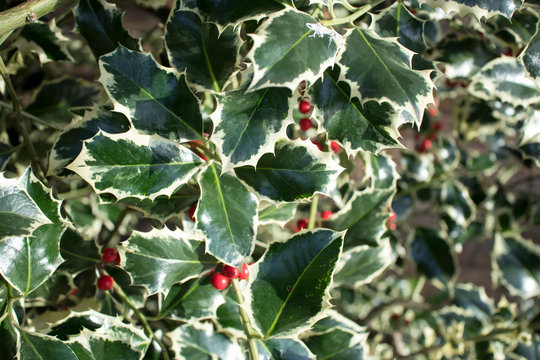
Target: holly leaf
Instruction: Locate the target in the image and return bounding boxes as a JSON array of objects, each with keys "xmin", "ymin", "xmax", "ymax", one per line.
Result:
[
  {"xmin": 453, "ymin": 283, "xmax": 494, "ymax": 321},
  {"xmin": 234, "ymin": 140, "xmax": 343, "ymax": 202},
  {"xmin": 338, "ymin": 28, "xmax": 434, "ymax": 127},
  {"xmin": 248, "ymin": 229, "xmax": 344, "ymax": 338},
  {"xmin": 469, "ymin": 57, "xmax": 540, "ymax": 107},
  {"xmin": 168, "ymin": 323, "xmax": 245, "ymax": 360},
  {"xmin": 49, "ymin": 106, "xmax": 130, "ymax": 174},
  {"xmin": 492, "ymin": 234, "xmax": 540, "ymax": 298},
  {"xmin": 310, "ymin": 66, "xmax": 399, "ymax": 155},
  {"xmin": 67, "ymin": 129, "xmax": 203, "ymax": 200},
  {"xmin": 99, "ymin": 46, "xmax": 203, "ymax": 140},
  {"xmin": 18, "ymin": 330, "xmax": 78, "ymax": 359},
  {"xmin": 165, "ymin": 9, "xmax": 240, "ymax": 91},
  {"xmin": 304, "ymin": 327, "xmax": 366, "ymax": 360},
  {"xmin": 411, "ymin": 228, "xmax": 457, "ymax": 282},
  {"xmin": 159, "ymin": 278, "xmax": 225, "ymax": 321},
  {"xmin": 256, "ymin": 338, "xmax": 315, "ymax": 360},
  {"xmin": 331, "ymin": 188, "xmax": 395, "ymax": 248},
  {"xmin": 0, "ymin": 171, "xmax": 51, "ymax": 239},
  {"xmin": 67, "ymin": 335, "xmax": 142, "ymax": 360},
  {"xmin": 75, "ymin": 0, "xmax": 140, "ymax": 58},
  {"xmin": 439, "ymin": 180, "xmax": 476, "ymax": 231},
  {"xmin": 0, "ymin": 316, "xmax": 18, "ymax": 359},
  {"xmin": 363, "ymin": 152, "xmax": 400, "ymax": 190},
  {"xmin": 124, "ymin": 228, "xmax": 217, "ymax": 295},
  {"xmin": 211, "ymin": 86, "xmax": 292, "ymax": 170},
  {"xmin": 248, "ymin": 9, "xmax": 339, "ymax": 91},
  {"xmin": 18, "ymin": 22, "xmax": 70, "ymax": 62},
  {"xmin": 522, "ymin": 27, "xmax": 540, "ymax": 79},
  {"xmin": 258, "ymin": 202, "xmax": 297, "ymax": 226},
  {"xmin": 418, "ymin": 0, "xmax": 523, "ymax": 19},
  {"xmin": 196, "ymin": 163, "xmax": 258, "ymax": 266},
  {"xmin": 334, "ymin": 238, "xmax": 394, "ymax": 287}
]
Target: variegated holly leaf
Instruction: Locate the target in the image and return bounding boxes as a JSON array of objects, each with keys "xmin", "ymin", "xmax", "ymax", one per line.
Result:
[
  {"xmin": 304, "ymin": 327, "xmax": 366, "ymax": 359},
  {"xmin": 469, "ymin": 57, "xmax": 540, "ymax": 107},
  {"xmin": 0, "ymin": 316, "xmax": 18, "ymax": 359},
  {"xmin": 99, "ymin": 46, "xmax": 203, "ymax": 140},
  {"xmin": 310, "ymin": 66, "xmax": 399, "ymax": 155},
  {"xmin": 19, "ymin": 330, "xmax": 78, "ymax": 359},
  {"xmin": 235, "ymin": 139, "xmax": 343, "ymax": 202},
  {"xmin": 372, "ymin": 2, "xmax": 427, "ymax": 54},
  {"xmin": 492, "ymin": 234, "xmax": 540, "ymax": 298},
  {"xmin": 0, "ymin": 169, "xmax": 65, "ymax": 295},
  {"xmin": 248, "ymin": 8, "xmax": 339, "ymax": 91},
  {"xmin": 411, "ymin": 228, "xmax": 457, "ymax": 282},
  {"xmin": 75, "ymin": 0, "xmax": 140, "ymax": 58},
  {"xmin": 67, "ymin": 130, "xmax": 203, "ymax": 200},
  {"xmin": 159, "ymin": 278, "xmax": 226, "ymax": 321},
  {"xmin": 363, "ymin": 152, "xmax": 400, "ymax": 190},
  {"xmin": 453, "ymin": 283, "xmax": 494, "ymax": 321},
  {"xmin": 123, "ymin": 228, "xmax": 217, "ymax": 295},
  {"xmin": 211, "ymin": 86, "xmax": 292, "ymax": 170},
  {"xmin": 67, "ymin": 335, "xmax": 142, "ymax": 360},
  {"xmin": 49, "ymin": 106, "xmax": 130, "ymax": 174},
  {"xmin": 418, "ymin": 0, "xmax": 522, "ymax": 19},
  {"xmin": 258, "ymin": 202, "xmax": 297, "ymax": 226},
  {"xmin": 196, "ymin": 163, "xmax": 258, "ymax": 266},
  {"xmin": 439, "ymin": 180, "xmax": 476, "ymax": 234},
  {"xmin": 522, "ymin": 27, "xmax": 540, "ymax": 79},
  {"xmin": 256, "ymin": 338, "xmax": 315, "ymax": 360},
  {"xmin": 338, "ymin": 28, "xmax": 434, "ymax": 127},
  {"xmin": 18, "ymin": 21, "xmax": 70, "ymax": 62},
  {"xmin": 331, "ymin": 188, "xmax": 395, "ymax": 248},
  {"xmin": 165, "ymin": 8, "xmax": 240, "ymax": 91},
  {"xmin": 248, "ymin": 229, "xmax": 344, "ymax": 338},
  {"xmin": 182, "ymin": 0, "xmax": 284, "ymax": 27},
  {"xmin": 168, "ymin": 323, "xmax": 245, "ymax": 360},
  {"xmin": 334, "ymin": 238, "xmax": 394, "ymax": 287}
]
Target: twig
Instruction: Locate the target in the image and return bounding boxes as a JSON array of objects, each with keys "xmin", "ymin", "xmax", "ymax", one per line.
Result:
[
  {"xmin": 231, "ymin": 279, "xmax": 259, "ymax": 360},
  {"xmin": 320, "ymin": 0, "xmax": 384, "ymax": 26},
  {"xmin": 308, "ymin": 194, "xmax": 319, "ymax": 229}
]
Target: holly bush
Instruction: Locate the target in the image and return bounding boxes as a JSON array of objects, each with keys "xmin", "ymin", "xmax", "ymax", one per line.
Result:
[{"xmin": 0, "ymin": 0, "xmax": 539, "ymax": 358}]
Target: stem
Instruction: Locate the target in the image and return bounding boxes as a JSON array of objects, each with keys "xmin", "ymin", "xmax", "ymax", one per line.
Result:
[
  {"xmin": 308, "ymin": 194, "xmax": 319, "ymax": 229},
  {"xmin": 0, "ymin": 100, "xmax": 65, "ymax": 130},
  {"xmin": 0, "ymin": 0, "xmax": 77, "ymax": 41},
  {"xmin": 113, "ymin": 283, "xmax": 171, "ymax": 360},
  {"xmin": 102, "ymin": 207, "xmax": 131, "ymax": 247},
  {"xmin": 320, "ymin": 0, "xmax": 384, "ymax": 26},
  {"xmin": 231, "ymin": 279, "xmax": 259, "ymax": 360}
]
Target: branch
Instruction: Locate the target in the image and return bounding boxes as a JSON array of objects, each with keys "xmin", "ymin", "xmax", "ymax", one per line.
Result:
[
  {"xmin": 231, "ymin": 279, "xmax": 259, "ymax": 360},
  {"xmin": 0, "ymin": 0, "xmax": 77, "ymax": 41}
]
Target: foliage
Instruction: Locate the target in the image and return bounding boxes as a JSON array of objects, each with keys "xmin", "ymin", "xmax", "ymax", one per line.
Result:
[{"xmin": 0, "ymin": 0, "xmax": 539, "ymax": 359}]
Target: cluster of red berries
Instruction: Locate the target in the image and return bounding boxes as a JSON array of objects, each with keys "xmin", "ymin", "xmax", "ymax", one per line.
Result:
[
  {"xmin": 416, "ymin": 106, "xmax": 443, "ymax": 153},
  {"xmin": 293, "ymin": 210, "xmax": 333, "ymax": 233},
  {"xmin": 96, "ymin": 247, "xmax": 120, "ymax": 291},
  {"xmin": 209, "ymin": 263, "xmax": 250, "ymax": 291},
  {"xmin": 391, "ymin": 313, "xmax": 410, "ymax": 326},
  {"xmin": 387, "ymin": 212, "xmax": 397, "ymax": 231}
]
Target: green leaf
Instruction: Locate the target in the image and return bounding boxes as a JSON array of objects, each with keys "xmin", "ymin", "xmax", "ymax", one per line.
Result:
[
  {"xmin": 25, "ymin": 78, "xmax": 100, "ymax": 127},
  {"xmin": 0, "ymin": 316, "xmax": 18, "ymax": 359},
  {"xmin": 211, "ymin": 87, "xmax": 292, "ymax": 170},
  {"xmin": 339, "ymin": 28, "xmax": 434, "ymax": 127},
  {"xmin": 364, "ymin": 152, "xmax": 400, "ymax": 190},
  {"xmin": 59, "ymin": 228, "xmax": 100, "ymax": 274},
  {"xmin": 165, "ymin": 8, "xmax": 240, "ymax": 91},
  {"xmin": 99, "ymin": 46, "xmax": 203, "ymax": 140},
  {"xmin": 124, "ymin": 228, "xmax": 217, "ymax": 295},
  {"xmin": 523, "ymin": 27, "xmax": 540, "ymax": 79},
  {"xmin": 418, "ymin": 0, "xmax": 523, "ymax": 19},
  {"xmin": 492, "ymin": 234, "xmax": 540, "ymax": 298},
  {"xmin": 372, "ymin": 2, "xmax": 427, "ymax": 54},
  {"xmin": 249, "ymin": 229, "xmax": 344, "ymax": 338},
  {"xmin": 49, "ymin": 106, "xmax": 130, "ymax": 174},
  {"xmin": 75, "ymin": 0, "xmax": 140, "ymax": 58},
  {"xmin": 256, "ymin": 338, "xmax": 315, "ymax": 360},
  {"xmin": 439, "ymin": 180, "xmax": 476, "ymax": 235},
  {"xmin": 0, "ymin": 172, "xmax": 51, "ymax": 239},
  {"xmin": 334, "ymin": 238, "xmax": 394, "ymax": 287},
  {"xmin": 19, "ymin": 330, "xmax": 78, "ymax": 360},
  {"xmin": 248, "ymin": 9, "xmax": 339, "ymax": 91},
  {"xmin": 304, "ymin": 328, "xmax": 366, "ymax": 360},
  {"xmin": 258, "ymin": 202, "xmax": 297, "ymax": 226},
  {"xmin": 410, "ymin": 228, "xmax": 456, "ymax": 282},
  {"xmin": 331, "ymin": 188, "xmax": 395, "ymax": 248},
  {"xmin": 235, "ymin": 140, "xmax": 343, "ymax": 202},
  {"xmin": 19, "ymin": 22, "xmax": 70, "ymax": 62},
  {"xmin": 469, "ymin": 57, "xmax": 540, "ymax": 107},
  {"xmin": 67, "ymin": 336, "xmax": 142, "ymax": 360},
  {"xmin": 168, "ymin": 323, "xmax": 245, "ymax": 360},
  {"xmin": 196, "ymin": 163, "xmax": 258, "ymax": 266},
  {"xmin": 185, "ymin": 0, "xmax": 284, "ymax": 26},
  {"xmin": 453, "ymin": 283, "xmax": 494, "ymax": 321},
  {"xmin": 67, "ymin": 130, "xmax": 203, "ymax": 200},
  {"xmin": 310, "ymin": 66, "xmax": 399, "ymax": 155},
  {"xmin": 160, "ymin": 278, "xmax": 225, "ymax": 321}
]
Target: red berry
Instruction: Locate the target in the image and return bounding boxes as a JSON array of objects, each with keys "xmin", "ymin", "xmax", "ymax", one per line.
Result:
[
  {"xmin": 330, "ymin": 141, "xmax": 340, "ymax": 154},
  {"xmin": 298, "ymin": 80, "xmax": 306, "ymax": 96},
  {"xmin": 102, "ymin": 248, "xmax": 117, "ymax": 263},
  {"xmin": 210, "ymin": 273, "xmax": 229, "ymax": 290},
  {"xmin": 428, "ymin": 107, "xmax": 438, "ymax": 117},
  {"xmin": 239, "ymin": 263, "xmax": 249, "ymax": 280},
  {"xmin": 428, "ymin": 133, "xmax": 437, "ymax": 142},
  {"xmin": 222, "ymin": 265, "xmax": 240, "ymax": 279},
  {"xmin": 388, "ymin": 212, "xmax": 397, "ymax": 222},
  {"xmin": 416, "ymin": 143, "xmax": 426, "ymax": 153},
  {"xmin": 387, "ymin": 221, "xmax": 397, "ymax": 231},
  {"xmin": 432, "ymin": 122, "xmax": 443, "ymax": 131},
  {"xmin": 503, "ymin": 48, "xmax": 513, "ymax": 56},
  {"xmin": 297, "ymin": 218, "xmax": 309, "ymax": 230},
  {"xmin": 114, "ymin": 252, "xmax": 121, "ymax": 266},
  {"xmin": 391, "ymin": 313, "xmax": 400, "ymax": 321},
  {"xmin": 97, "ymin": 275, "xmax": 114, "ymax": 291},
  {"xmin": 422, "ymin": 139, "xmax": 433, "ymax": 150},
  {"xmin": 188, "ymin": 204, "xmax": 197, "ymax": 222},
  {"xmin": 299, "ymin": 118, "xmax": 312, "ymax": 131},
  {"xmin": 311, "ymin": 140, "xmax": 323, "ymax": 151},
  {"xmin": 321, "ymin": 210, "xmax": 333, "ymax": 220},
  {"xmin": 299, "ymin": 100, "xmax": 312, "ymax": 114}
]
